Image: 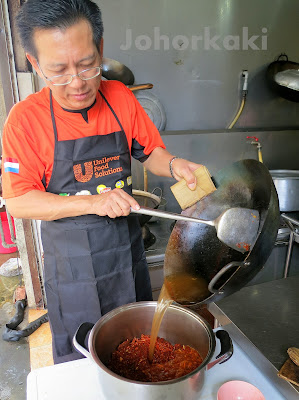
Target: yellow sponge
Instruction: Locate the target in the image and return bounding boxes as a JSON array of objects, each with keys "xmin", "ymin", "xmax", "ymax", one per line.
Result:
[{"xmin": 170, "ymin": 165, "xmax": 216, "ymax": 210}]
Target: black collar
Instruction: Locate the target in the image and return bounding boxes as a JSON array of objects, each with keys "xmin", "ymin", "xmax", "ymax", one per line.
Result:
[{"xmin": 62, "ymin": 98, "xmax": 97, "ymax": 123}]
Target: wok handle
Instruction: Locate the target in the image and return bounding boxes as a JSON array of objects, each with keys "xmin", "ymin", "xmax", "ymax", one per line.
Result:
[
  {"xmin": 207, "ymin": 330, "xmax": 233, "ymax": 370},
  {"xmin": 276, "ymin": 53, "xmax": 288, "ymax": 62},
  {"xmin": 208, "ymin": 261, "xmax": 246, "ymax": 294},
  {"xmin": 73, "ymin": 322, "xmax": 94, "ymax": 359},
  {"xmin": 128, "ymin": 83, "xmax": 153, "ymax": 91},
  {"xmin": 131, "ymin": 206, "xmax": 214, "ymax": 226}
]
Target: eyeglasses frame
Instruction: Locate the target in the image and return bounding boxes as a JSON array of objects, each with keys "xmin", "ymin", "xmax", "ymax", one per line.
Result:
[{"xmin": 36, "ymin": 60, "xmax": 102, "ymax": 86}]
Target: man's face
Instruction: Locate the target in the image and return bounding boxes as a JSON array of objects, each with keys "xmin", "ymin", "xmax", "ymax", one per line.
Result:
[{"xmin": 29, "ymin": 19, "xmax": 103, "ymax": 110}]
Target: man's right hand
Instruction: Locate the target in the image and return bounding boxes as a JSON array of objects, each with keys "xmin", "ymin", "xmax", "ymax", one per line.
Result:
[
  {"xmin": 5, "ymin": 189, "xmax": 140, "ymax": 221},
  {"xmin": 91, "ymin": 189, "xmax": 140, "ymax": 218}
]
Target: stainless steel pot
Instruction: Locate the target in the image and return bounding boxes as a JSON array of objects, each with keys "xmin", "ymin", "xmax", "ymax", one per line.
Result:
[
  {"xmin": 270, "ymin": 170, "xmax": 299, "ymax": 212},
  {"xmin": 73, "ymin": 302, "xmax": 232, "ymax": 400}
]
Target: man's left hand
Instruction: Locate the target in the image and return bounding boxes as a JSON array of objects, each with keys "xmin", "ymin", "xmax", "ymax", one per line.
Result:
[
  {"xmin": 170, "ymin": 158, "xmax": 201, "ymax": 190},
  {"xmin": 143, "ymin": 147, "xmax": 201, "ymax": 190}
]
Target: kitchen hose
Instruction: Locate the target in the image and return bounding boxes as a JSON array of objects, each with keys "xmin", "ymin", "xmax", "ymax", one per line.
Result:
[
  {"xmin": 3, "ymin": 313, "xmax": 49, "ymax": 341},
  {"xmin": 228, "ymin": 95, "xmax": 246, "ymax": 129},
  {"xmin": 6, "ymin": 299, "xmax": 26, "ymax": 329},
  {"xmin": 257, "ymin": 148, "xmax": 263, "ymax": 163},
  {"xmin": 228, "ymin": 70, "xmax": 248, "ymax": 129},
  {"xmin": 2, "ymin": 299, "xmax": 49, "ymax": 342}
]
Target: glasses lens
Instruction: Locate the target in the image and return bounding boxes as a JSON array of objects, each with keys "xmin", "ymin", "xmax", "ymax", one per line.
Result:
[
  {"xmin": 51, "ymin": 74, "xmax": 72, "ymax": 85},
  {"xmin": 79, "ymin": 67, "xmax": 101, "ymax": 80},
  {"xmin": 49, "ymin": 67, "xmax": 101, "ymax": 85}
]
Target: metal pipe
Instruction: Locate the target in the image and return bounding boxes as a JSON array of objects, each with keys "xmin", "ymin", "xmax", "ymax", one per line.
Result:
[
  {"xmin": 281, "ymin": 214, "xmax": 299, "ymax": 227},
  {"xmin": 284, "ymin": 231, "xmax": 294, "ymax": 279},
  {"xmin": 1, "ymin": 0, "xmax": 20, "ymax": 104},
  {"xmin": 282, "ymin": 215, "xmax": 298, "ymax": 279}
]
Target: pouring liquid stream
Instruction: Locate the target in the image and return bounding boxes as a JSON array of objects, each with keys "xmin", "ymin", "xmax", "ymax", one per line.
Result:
[
  {"xmin": 148, "ymin": 284, "xmax": 173, "ymax": 362},
  {"xmin": 148, "ymin": 273, "xmax": 210, "ymax": 362}
]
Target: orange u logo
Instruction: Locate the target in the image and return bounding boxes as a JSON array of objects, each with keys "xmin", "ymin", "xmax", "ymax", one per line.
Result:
[{"xmin": 73, "ymin": 161, "xmax": 93, "ymax": 182}]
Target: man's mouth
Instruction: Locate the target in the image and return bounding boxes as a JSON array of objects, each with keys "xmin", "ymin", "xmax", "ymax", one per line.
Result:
[{"xmin": 70, "ymin": 91, "xmax": 90, "ymax": 101}]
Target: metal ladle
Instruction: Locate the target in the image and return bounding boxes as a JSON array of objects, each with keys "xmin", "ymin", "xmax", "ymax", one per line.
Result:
[{"xmin": 132, "ymin": 206, "xmax": 260, "ymax": 253}]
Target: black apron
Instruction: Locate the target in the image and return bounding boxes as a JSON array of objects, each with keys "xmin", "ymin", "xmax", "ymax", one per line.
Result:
[{"xmin": 41, "ymin": 90, "xmax": 152, "ymax": 364}]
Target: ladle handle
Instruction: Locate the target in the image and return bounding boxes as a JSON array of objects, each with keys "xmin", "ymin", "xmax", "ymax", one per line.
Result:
[{"xmin": 131, "ymin": 206, "xmax": 214, "ymax": 226}]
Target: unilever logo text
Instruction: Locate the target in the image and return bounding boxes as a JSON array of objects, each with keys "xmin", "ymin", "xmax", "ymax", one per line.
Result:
[{"xmin": 120, "ymin": 27, "xmax": 268, "ymax": 51}]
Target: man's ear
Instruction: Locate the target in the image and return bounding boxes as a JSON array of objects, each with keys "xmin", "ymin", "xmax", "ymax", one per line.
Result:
[
  {"xmin": 26, "ymin": 53, "xmax": 43, "ymax": 79},
  {"xmin": 99, "ymin": 37, "xmax": 103, "ymax": 59}
]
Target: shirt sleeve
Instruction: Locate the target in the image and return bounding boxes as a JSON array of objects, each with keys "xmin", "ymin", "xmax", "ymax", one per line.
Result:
[
  {"xmin": 1, "ymin": 121, "xmax": 46, "ymax": 199},
  {"xmin": 128, "ymin": 89, "xmax": 166, "ymax": 162}
]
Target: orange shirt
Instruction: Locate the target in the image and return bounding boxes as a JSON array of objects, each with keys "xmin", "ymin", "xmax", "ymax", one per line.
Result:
[{"xmin": 2, "ymin": 80, "xmax": 165, "ymax": 199}]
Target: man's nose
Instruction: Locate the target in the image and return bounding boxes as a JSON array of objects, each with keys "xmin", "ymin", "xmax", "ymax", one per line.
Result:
[{"xmin": 69, "ymin": 74, "xmax": 86, "ymax": 88}]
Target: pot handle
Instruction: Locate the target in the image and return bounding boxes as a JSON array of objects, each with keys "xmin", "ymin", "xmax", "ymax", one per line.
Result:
[
  {"xmin": 73, "ymin": 322, "xmax": 94, "ymax": 359},
  {"xmin": 208, "ymin": 261, "xmax": 248, "ymax": 294},
  {"xmin": 152, "ymin": 187, "xmax": 163, "ymax": 201},
  {"xmin": 207, "ymin": 330, "xmax": 233, "ymax": 370}
]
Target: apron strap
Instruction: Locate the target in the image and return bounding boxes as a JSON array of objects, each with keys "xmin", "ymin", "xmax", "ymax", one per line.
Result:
[
  {"xmin": 49, "ymin": 90, "xmax": 58, "ymax": 142},
  {"xmin": 98, "ymin": 90, "xmax": 125, "ymax": 133}
]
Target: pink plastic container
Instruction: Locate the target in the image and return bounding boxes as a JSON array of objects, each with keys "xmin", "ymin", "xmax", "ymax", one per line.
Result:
[
  {"xmin": 0, "ymin": 211, "xmax": 17, "ymax": 254},
  {"xmin": 217, "ymin": 380, "xmax": 266, "ymax": 400}
]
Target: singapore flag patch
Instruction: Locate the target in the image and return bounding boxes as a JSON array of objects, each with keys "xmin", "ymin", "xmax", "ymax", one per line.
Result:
[{"xmin": 4, "ymin": 157, "xmax": 20, "ymax": 174}]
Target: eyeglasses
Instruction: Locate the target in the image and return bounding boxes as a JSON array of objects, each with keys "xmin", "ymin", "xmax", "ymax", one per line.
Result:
[{"xmin": 36, "ymin": 61, "xmax": 102, "ymax": 86}]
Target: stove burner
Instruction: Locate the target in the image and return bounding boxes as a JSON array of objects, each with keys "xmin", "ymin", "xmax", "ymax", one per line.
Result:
[{"xmin": 142, "ymin": 224, "xmax": 156, "ymax": 249}]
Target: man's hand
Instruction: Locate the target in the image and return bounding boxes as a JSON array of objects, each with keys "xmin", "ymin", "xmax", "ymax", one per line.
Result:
[
  {"xmin": 143, "ymin": 147, "xmax": 201, "ymax": 191},
  {"xmin": 5, "ymin": 189, "xmax": 140, "ymax": 221},
  {"xmin": 170, "ymin": 158, "xmax": 201, "ymax": 190},
  {"xmin": 91, "ymin": 189, "xmax": 140, "ymax": 218}
]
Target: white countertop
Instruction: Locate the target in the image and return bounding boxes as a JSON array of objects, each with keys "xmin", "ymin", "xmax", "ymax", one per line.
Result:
[{"xmin": 27, "ymin": 331, "xmax": 296, "ymax": 400}]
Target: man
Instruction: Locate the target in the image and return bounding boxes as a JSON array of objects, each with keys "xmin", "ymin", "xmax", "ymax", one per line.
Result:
[{"xmin": 2, "ymin": 0, "xmax": 200, "ymax": 363}]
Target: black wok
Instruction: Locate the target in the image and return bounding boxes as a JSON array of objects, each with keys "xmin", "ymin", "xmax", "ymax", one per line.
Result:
[
  {"xmin": 164, "ymin": 159, "xmax": 280, "ymax": 306},
  {"xmin": 266, "ymin": 54, "xmax": 299, "ymax": 102}
]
